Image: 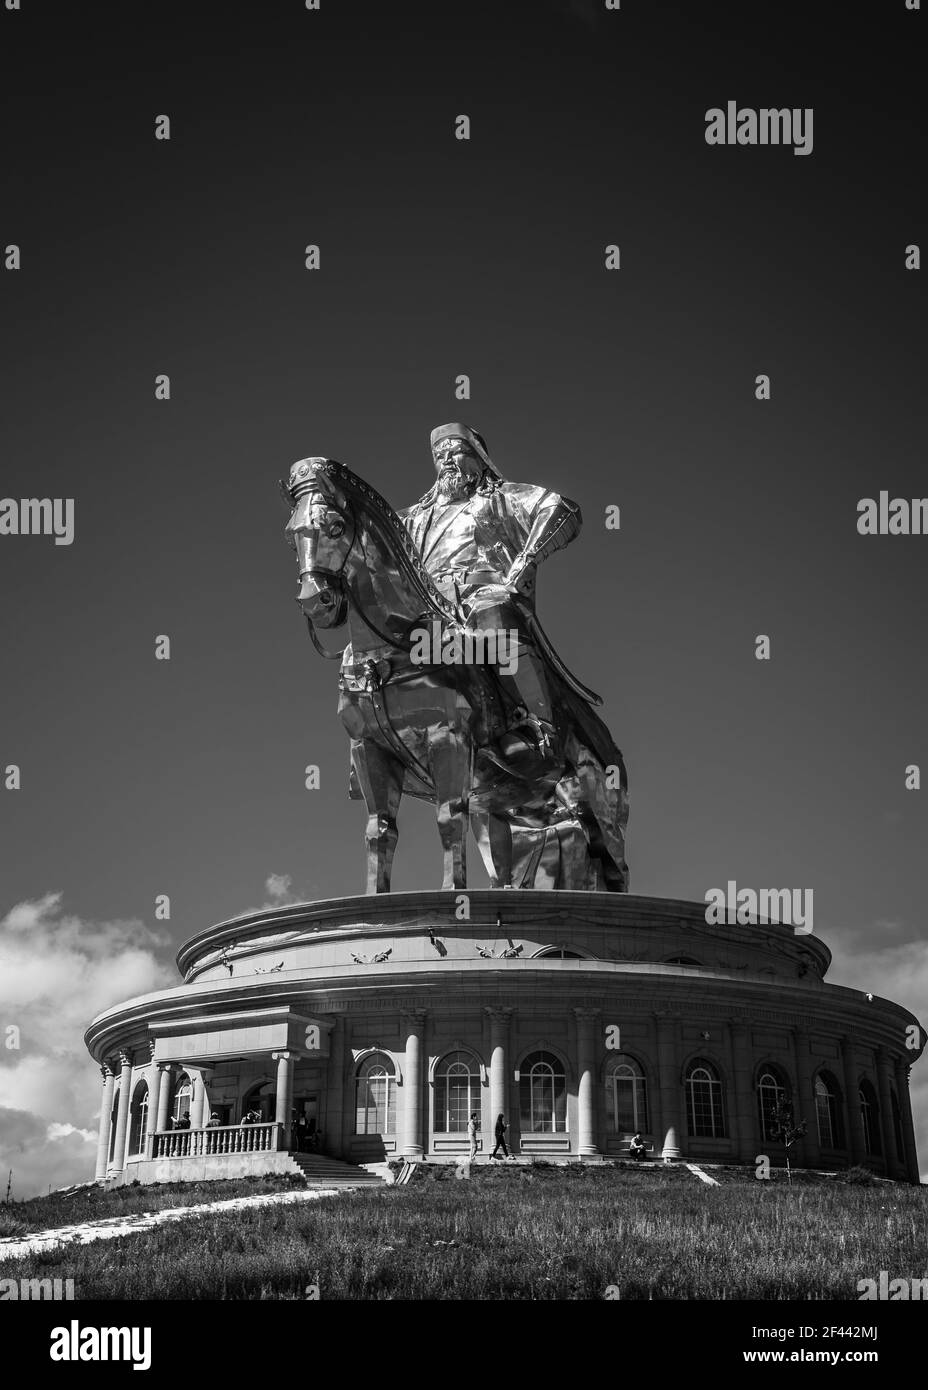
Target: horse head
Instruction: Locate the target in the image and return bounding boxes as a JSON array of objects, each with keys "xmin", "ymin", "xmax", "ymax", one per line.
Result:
[{"xmin": 283, "ymin": 457, "xmax": 355, "ymax": 630}]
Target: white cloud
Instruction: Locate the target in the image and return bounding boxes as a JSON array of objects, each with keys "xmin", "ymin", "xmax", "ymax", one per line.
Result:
[
  {"xmin": 264, "ymin": 873, "xmax": 294, "ymax": 903},
  {"xmin": 0, "ymin": 893, "xmax": 175, "ymax": 1198},
  {"xmin": 828, "ymin": 936, "xmax": 928, "ymax": 1181}
]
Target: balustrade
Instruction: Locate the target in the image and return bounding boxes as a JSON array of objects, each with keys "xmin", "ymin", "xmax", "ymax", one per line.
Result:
[{"xmin": 151, "ymin": 1122, "xmax": 281, "ymax": 1159}]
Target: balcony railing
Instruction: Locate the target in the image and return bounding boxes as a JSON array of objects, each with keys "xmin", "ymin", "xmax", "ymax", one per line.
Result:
[{"xmin": 151, "ymin": 1122, "xmax": 282, "ymax": 1159}]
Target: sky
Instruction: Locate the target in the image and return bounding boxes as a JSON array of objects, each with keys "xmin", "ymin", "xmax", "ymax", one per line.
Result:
[{"xmin": 0, "ymin": 0, "xmax": 925, "ymax": 1195}]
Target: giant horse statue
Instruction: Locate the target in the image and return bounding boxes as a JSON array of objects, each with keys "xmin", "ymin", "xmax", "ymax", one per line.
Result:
[{"xmin": 282, "ymin": 456, "xmax": 629, "ymax": 894}]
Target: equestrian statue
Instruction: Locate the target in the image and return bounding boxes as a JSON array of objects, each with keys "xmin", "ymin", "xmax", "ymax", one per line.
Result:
[{"xmin": 281, "ymin": 423, "xmax": 629, "ymax": 894}]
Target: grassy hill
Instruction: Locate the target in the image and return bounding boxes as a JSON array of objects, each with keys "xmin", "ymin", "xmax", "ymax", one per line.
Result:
[{"xmin": 2, "ymin": 1163, "xmax": 925, "ymax": 1300}]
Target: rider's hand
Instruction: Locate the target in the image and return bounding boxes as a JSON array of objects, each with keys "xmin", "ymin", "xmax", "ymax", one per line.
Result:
[{"xmin": 504, "ymin": 555, "xmax": 537, "ymax": 595}]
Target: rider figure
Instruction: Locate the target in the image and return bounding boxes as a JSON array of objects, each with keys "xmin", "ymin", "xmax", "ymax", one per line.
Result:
[{"xmin": 400, "ymin": 423, "xmax": 581, "ymax": 768}]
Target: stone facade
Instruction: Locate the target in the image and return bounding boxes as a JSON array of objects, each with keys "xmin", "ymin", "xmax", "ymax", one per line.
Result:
[{"xmin": 83, "ymin": 891, "xmax": 925, "ymax": 1183}]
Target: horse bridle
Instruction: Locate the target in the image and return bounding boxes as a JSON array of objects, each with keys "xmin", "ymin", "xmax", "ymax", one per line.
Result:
[
  {"xmin": 297, "ymin": 493, "xmax": 356, "ymax": 660},
  {"xmin": 298, "ymin": 494, "xmax": 422, "ymax": 660}
]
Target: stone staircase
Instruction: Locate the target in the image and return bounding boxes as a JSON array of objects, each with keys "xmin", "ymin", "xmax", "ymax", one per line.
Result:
[{"xmin": 286, "ymin": 1153, "xmax": 389, "ymax": 1188}]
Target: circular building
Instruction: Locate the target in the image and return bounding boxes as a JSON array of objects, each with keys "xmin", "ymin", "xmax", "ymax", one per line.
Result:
[{"xmin": 84, "ymin": 890, "xmax": 924, "ymax": 1184}]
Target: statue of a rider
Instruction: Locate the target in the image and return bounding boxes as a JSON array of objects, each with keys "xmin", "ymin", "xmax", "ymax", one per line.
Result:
[{"xmin": 400, "ymin": 423, "xmax": 585, "ymax": 773}]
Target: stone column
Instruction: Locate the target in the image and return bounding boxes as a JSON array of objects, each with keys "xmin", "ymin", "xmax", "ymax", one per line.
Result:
[
  {"xmin": 727, "ymin": 1021, "xmax": 754, "ymax": 1162},
  {"xmin": 273, "ymin": 1052, "xmax": 295, "ymax": 1150},
  {"xmin": 326, "ymin": 1015, "xmax": 346, "ymax": 1158},
  {"xmin": 574, "ymin": 1007, "xmax": 601, "ymax": 1157},
  {"xmin": 791, "ymin": 1028, "xmax": 819, "ymax": 1169},
  {"xmin": 875, "ymin": 1050, "xmax": 898, "ymax": 1175},
  {"xmin": 94, "ymin": 1064, "xmax": 116, "ymax": 1180},
  {"xmin": 146, "ymin": 1048, "xmax": 162, "ymax": 1156},
  {"xmin": 656, "ymin": 1015, "xmax": 682, "ymax": 1160},
  {"xmin": 486, "ymin": 1007, "xmax": 512, "ymax": 1145},
  {"xmin": 188, "ymin": 1069, "xmax": 207, "ymax": 1130},
  {"xmin": 155, "ymin": 1063, "xmax": 173, "ymax": 1134},
  {"xmin": 895, "ymin": 1059, "xmax": 920, "ymax": 1184},
  {"xmin": 109, "ymin": 1050, "xmax": 133, "ymax": 1172},
  {"xmin": 841, "ymin": 1036, "xmax": 865, "ymax": 1164},
  {"xmin": 401, "ymin": 1009, "xmax": 426, "ymax": 1158},
  {"xmin": 198, "ymin": 1069, "xmax": 214, "ymax": 1133},
  {"xmin": 647, "ymin": 1014, "xmax": 663, "ymax": 1149}
]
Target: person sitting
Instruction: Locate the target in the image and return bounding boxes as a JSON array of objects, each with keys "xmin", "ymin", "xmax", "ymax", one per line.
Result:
[
  {"xmin": 206, "ymin": 1112, "xmax": 220, "ymax": 1128},
  {"xmin": 628, "ymin": 1132, "xmax": 648, "ymax": 1162}
]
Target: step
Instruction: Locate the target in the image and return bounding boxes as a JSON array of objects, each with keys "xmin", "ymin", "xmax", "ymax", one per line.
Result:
[{"xmin": 286, "ymin": 1153, "xmax": 388, "ymax": 1186}]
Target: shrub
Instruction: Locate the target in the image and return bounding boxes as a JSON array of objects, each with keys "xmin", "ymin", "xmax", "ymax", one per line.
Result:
[{"xmin": 842, "ymin": 1165, "xmax": 877, "ymax": 1187}]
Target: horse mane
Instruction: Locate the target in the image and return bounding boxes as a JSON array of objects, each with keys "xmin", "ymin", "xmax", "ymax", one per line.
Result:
[{"xmin": 321, "ymin": 460, "xmax": 460, "ymax": 624}]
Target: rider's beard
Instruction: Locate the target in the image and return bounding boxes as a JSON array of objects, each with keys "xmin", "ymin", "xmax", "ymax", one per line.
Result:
[{"xmin": 437, "ymin": 466, "xmax": 477, "ymax": 501}]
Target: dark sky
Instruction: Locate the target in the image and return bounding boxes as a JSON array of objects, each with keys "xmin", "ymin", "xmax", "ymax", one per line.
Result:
[{"xmin": 1, "ymin": 0, "xmax": 926, "ymax": 1186}]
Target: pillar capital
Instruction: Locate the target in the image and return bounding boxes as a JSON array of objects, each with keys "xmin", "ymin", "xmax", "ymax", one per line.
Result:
[
  {"xmin": 117, "ymin": 1049, "xmax": 133, "ymax": 1070},
  {"xmin": 485, "ymin": 1006, "xmax": 513, "ymax": 1024},
  {"xmin": 400, "ymin": 1008, "xmax": 427, "ymax": 1026},
  {"xmin": 100, "ymin": 1063, "xmax": 115, "ymax": 1082},
  {"xmin": 271, "ymin": 1050, "xmax": 295, "ymax": 1063},
  {"xmin": 573, "ymin": 1006, "xmax": 601, "ymax": 1022}
]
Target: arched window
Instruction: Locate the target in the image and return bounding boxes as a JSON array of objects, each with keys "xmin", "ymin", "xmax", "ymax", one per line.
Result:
[
  {"xmin": 519, "ymin": 1050, "xmax": 567, "ymax": 1133},
  {"xmin": 891, "ymin": 1089, "xmax": 905, "ymax": 1160},
  {"xmin": 686, "ymin": 1059, "xmax": 725, "ymax": 1138},
  {"xmin": 605, "ymin": 1054, "xmax": 648, "ymax": 1134},
  {"xmin": 128, "ymin": 1082, "xmax": 149, "ymax": 1156},
  {"xmin": 859, "ymin": 1080, "xmax": 881, "ymax": 1156},
  {"xmin": 535, "ymin": 946, "xmax": 584, "ymax": 959},
  {"xmin": 355, "ymin": 1053, "xmax": 396, "ymax": 1135},
  {"xmin": 434, "ymin": 1051, "xmax": 481, "ymax": 1133},
  {"xmin": 815, "ymin": 1072, "xmax": 843, "ymax": 1149},
  {"xmin": 172, "ymin": 1073, "xmax": 192, "ymax": 1125},
  {"xmin": 664, "ymin": 957, "xmax": 702, "ymax": 966},
  {"xmin": 757, "ymin": 1068, "xmax": 789, "ymax": 1143}
]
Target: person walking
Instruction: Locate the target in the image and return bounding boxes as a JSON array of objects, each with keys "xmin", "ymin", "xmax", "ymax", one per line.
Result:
[
  {"xmin": 467, "ymin": 1112, "xmax": 479, "ymax": 1162},
  {"xmin": 491, "ymin": 1113, "xmax": 510, "ymax": 1159}
]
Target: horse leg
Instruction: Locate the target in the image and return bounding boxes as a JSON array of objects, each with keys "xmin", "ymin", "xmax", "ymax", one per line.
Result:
[
  {"xmin": 350, "ymin": 739, "xmax": 404, "ymax": 894},
  {"xmin": 428, "ymin": 725, "xmax": 470, "ymax": 890}
]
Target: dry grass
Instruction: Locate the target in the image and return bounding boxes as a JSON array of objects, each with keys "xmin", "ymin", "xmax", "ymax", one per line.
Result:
[
  {"xmin": 0, "ymin": 1174, "xmax": 305, "ymax": 1236},
  {"xmin": 1, "ymin": 1165, "xmax": 924, "ymax": 1300}
]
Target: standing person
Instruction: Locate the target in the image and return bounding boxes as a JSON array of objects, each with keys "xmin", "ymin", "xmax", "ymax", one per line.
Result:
[
  {"xmin": 491, "ymin": 1113, "xmax": 510, "ymax": 1160},
  {"xmin": 467, "ymin": 1112, "xmax": 479, "ymax": 1162}
]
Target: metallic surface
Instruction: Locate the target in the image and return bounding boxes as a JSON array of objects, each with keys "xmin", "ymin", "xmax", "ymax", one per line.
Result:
[{"xmin": 282, "ymin": 437, "xmax": 629, "ymax": 894}]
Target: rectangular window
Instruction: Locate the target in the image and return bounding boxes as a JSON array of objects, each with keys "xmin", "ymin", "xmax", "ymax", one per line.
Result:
[
  {"xmin": 816, "ymin": 1094, "xmax": 835, "ymax": 1149},
  {"xmin": 355, "ymin": 1076, "xmax": 395, "ymax": 1135},
  {"xmin": 434, "ymin": 1077, "xmax": 477, "ymax": 1133},
  {"xmin": 688, "ymin": 1081, "xmax": 724, "ymax": 1138},
  {"xmin": 520, "ymin": 1074, "xmax": 567, "ymax": 1133}
]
